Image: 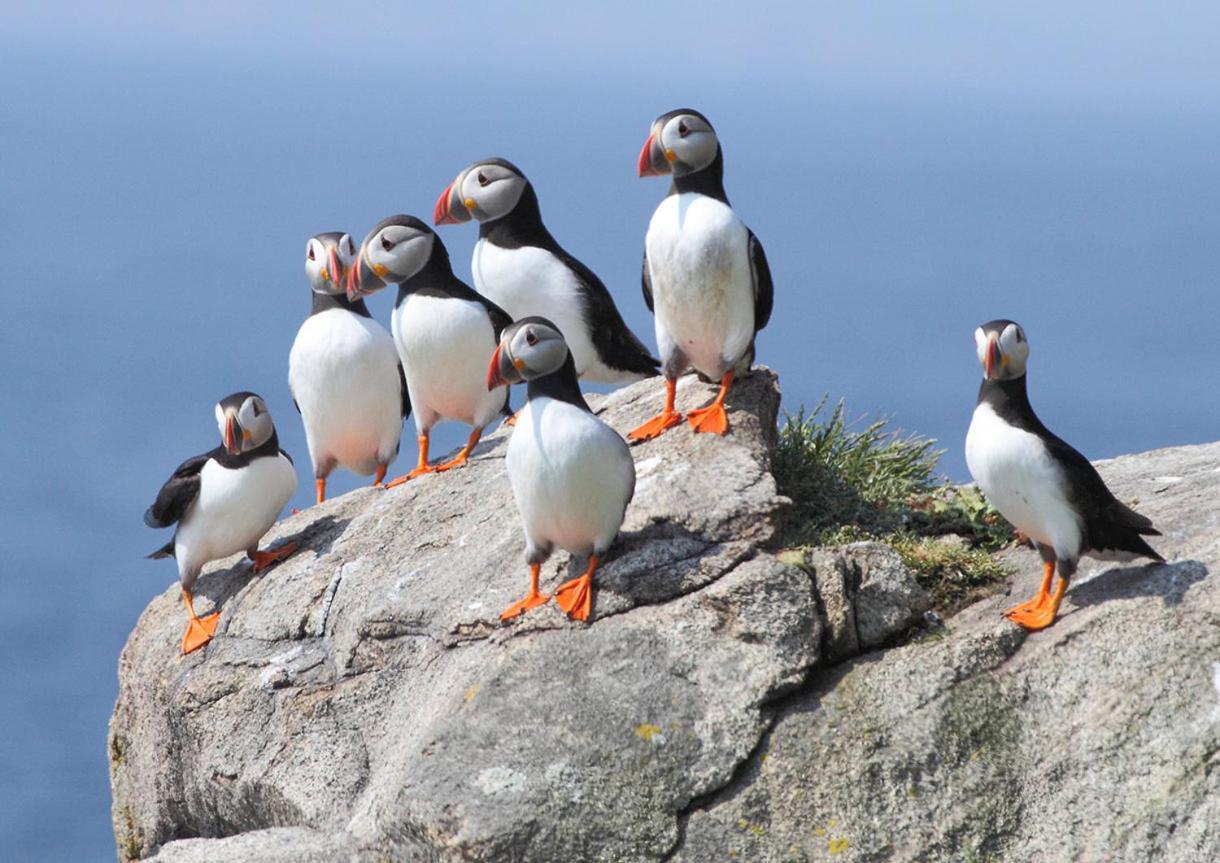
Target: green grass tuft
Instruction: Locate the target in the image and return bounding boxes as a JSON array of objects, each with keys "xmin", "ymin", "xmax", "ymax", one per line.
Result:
[{"xmin": 774, "ymin": 398, "xmax": 1015, "ymax": 614}]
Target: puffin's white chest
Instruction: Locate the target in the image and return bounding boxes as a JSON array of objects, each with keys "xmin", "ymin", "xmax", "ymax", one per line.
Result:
[
  {"xmin": 506, "ymin": 397, "xmax": 635, "ymax": 556},
  {"xmin": 471, "ymin": 241, "xmax": 605, "ymax": 380},
  {"xmin": 645, "ymin": 193, "xmax": 755, "ymax": 376},
  {"xmin": 176, "ymin": 453, "xmax": 297, "ymax": 572},
  {"xmin": 392, "ymin": 293, "xmax": 506, "ymax": 429},
  {"xmin": 288, "ymin": 309, "xmax": 402, "ymax": 474},
  {"xmin": 965, "ymin": 402, "xmax": 1083, "ymax": 558}
]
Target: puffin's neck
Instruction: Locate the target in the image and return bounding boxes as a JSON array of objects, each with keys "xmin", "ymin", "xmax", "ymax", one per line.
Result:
[
  {"xmin": 478, "ymin": 184, "xmax": 554, "ymax": 249},
  {"xmin": 526, "ymin": 353, "xmax": 589, "ymax": 411},
  {"xmin": 311, "ymin": 291, "xmax": 371, "ymax": 318},
  {"xmin": 977, "ymin": 374, "xmax": 1045, "ymax": 433},
  {"xmin": 670, "ymin": 148, "xmax": 729, "ymax": 204},
  {"xmin": 395, "ymin": 243, "xmax": 460, "ymax": 305}
]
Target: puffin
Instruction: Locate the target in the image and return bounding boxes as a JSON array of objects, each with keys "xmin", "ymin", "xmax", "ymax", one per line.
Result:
[
  {"xmin": 433, "ymin": 158, "xmax": 659, "ymax": 384},
  {"xmin": 629, "ymin": 108, "xmax": 774, "ymax": 441},
  {"xmin": 288, "ymin": 231, "xmax": 409, "ymax": 503},
  {"xmin": 347, "ymin": 215, "xmax": 510, "ymax": 482},
  {"xmin": 488, "ymin": 317, "xmax": 636, "ymax": 622},
  {"xmin": 964, "ymin": 319, "xmax": 1163, "ymax": 630},
  {"xmin": 145, "ymin": 392, "xmax": 298, "ymax": 654}
]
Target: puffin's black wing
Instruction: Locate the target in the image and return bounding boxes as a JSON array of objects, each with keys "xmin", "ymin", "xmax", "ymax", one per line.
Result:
[
  {"xmin": 641, "ymin": 252, "xmax": 654, "ymax": 313},
  {"xmin": 144, "ymin": 450, "xmax": 212, "ymax": 530},
  {"xmin": 554, "ymin": 249, "xmax": 659, "ymax": 376},
  {"xmin": 478, "ymin": 294, "xmax": 515, "ymax": 341},
  {"xmin": 747, "ymin": 229, "xmax": 774, "ymax": 334},
  {"xmin": 1044, "ymin": 435, "xmax": 1164, "ymax": 561},
  {"xmin": 397, "ymin": 362, "xmax": 412, "ymax": 420}
]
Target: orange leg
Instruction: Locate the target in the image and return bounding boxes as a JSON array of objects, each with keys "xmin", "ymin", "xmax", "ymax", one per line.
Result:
[
  {"xmin": 436, "ymin": 428, "xmax": 483, "ymax": 472},
  {"xmin": 554, "ymin": 555, "xmax": 599, "ymax": 622},
  {"xmin": 499, "ymin": 563, "xmax": 551, "ymax": 621},
  {"xmin": 181, "ymin": 587, "xmax": 220, "ymax": 654},
  {"xmin": 685, "ymin": 371, "xmax": 733, "ymax": 435},
  {"xmin": 315, "ymin": 477, "xmax": 327, "ymax": 504},
  {"xmin": 372, "ymin": 464, "xmax": 387, "ymax": 488},
  {"xmin": 248, "ymin": 542, "xmax": 297, "ymax": 574},
  {"xmin": 387, "ymin": 434, "xmax": 438, "ymax": 487},
  {"xmin": 627, "ymin": 379, "xmax": 683, "ymax": 442},
  {"xmin": 503, "ymin": 409, "xmax": 521, "ymax": 428},
  {"xmin": 1006, "ymin": 566, "xmax": 1068, "ymax": 631}
]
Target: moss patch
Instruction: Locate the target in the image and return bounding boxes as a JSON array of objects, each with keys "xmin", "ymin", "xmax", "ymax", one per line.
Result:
[{"xmin": 774, "ymin": 399, "xmax": 1015, "ymax": 615}]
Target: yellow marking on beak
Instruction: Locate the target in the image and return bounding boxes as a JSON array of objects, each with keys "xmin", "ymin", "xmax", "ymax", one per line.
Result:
[
  {"xmin": 463, "ymin": 198, "xmax": 476, "ymax": 210},
  {"xmin": 372, "ymin": 263, "xmax": 389, "ymax": 278},
  {"xmin": 664, "ymin": 148, "xmax": 677, "ymax": 162},
  {"xmin": 242, "ymin": 429, "xmax": 253, "ymax": 442},
  {"xmin": 513, "ymin": 357, "xmax": 526, "ymax": 370},
  {"xmin": 321, "ymin": 269, "xmax": 331, "ymax": 282}
]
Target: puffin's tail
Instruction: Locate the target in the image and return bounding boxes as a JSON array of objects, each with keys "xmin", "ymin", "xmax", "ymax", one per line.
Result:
[{"xmin": 147, "ymin": 540, "xmax": 175, "ymax": 560}]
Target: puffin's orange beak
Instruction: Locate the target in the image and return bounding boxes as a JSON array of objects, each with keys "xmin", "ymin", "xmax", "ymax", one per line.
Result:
[
  {"xmin": 223, "ymin": 411, "xmax": 241, "ymax": 455},
  {"xmin": 328, "ymin": 248, "xmax": 343, "ymax": 293},
  {"xmin": 983, "ymin": 334, "xmax": 1002, "ymax": 379},
  {"xmin": 488, "ymin": 344, "xmax": 507, "ymax": 390},
  {"xmin": 638, "ymin": 131, "xmax": 663, "ymax": 177},
  {"xmin": 434, "ymin": 181, "xmax": 458, "ymax": 225},
  {"xmin": 346, "ymin": 252, "xmax": 361, "ymax": 301}
]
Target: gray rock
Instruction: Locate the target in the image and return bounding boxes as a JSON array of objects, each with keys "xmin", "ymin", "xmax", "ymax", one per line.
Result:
[
  {"xmin": 845, "ymin": 541, "xmax": 931, "ymax": 649},
  {"xmin": 112, "ymin": 369, "xmax": 821, "ymax": 861},
  {"xmin": 676, "ymin": 441, "xmax": 1220, "ymax": 862}
]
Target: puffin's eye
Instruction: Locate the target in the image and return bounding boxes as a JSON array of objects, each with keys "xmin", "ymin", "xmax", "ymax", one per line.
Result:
[
  {"xmin": 678, "ymin": 121, "xmax": 689, "ymax": 138},
  {"xmin": 525, "ymin": 330, "xmax": 538, "ymax": 347},
  {"xmin": 344, "ymin": 237, "xmax": 355, "ymax": 255},
  {"xmin": 477, "ymin": 172, "xmax": 489, "ymax": 187},
  {"xmin": 381, "ymin": 235, "xmax": 396, "ymax": 252},
  {"xmin": 251, "ymin": 402, "xmax": 262, "ymax": 416},
  {"xmin": 307, "ymin": 245, "xmax": 316, "ymax": 261}
]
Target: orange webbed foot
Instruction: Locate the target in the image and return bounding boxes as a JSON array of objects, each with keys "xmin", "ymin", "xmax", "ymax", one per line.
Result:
[
  {"xmin": 386, "ymin": 465, "xmax": 438, "ymax": 487},
  {"xmin": 685, "ymin": 402, "xmax": 729, "ymax": 435},
  {"xmin": 503, "ymin": 409, "xmax": 521, "ymax": 428},
  {"xmin": 627, "ymin": 410, "xmax": 683, "ymax": 442},
  {"xmin": 500, "ymin": 590, "xmax": 551, "ymax": 621},
  {"xmin": 181, "ymin": 612, "xmax": 220, "ymax": 654},
  {"xmin": 554, "ymin": 573, "xmax": 593, "ymax": 621},
  {"xmin": 1003, "ymin": 594, "xmax": 1050, "ymax": 619},
  {"xmin": 435, "ymin": 453, "xmax": 470, "ymax": 473},
  {"xmin": 1005, "ymin": 604, "xmax": 1059, "ymax": 631},
  {"xmin": 250, "ymin": 542, "xmax": 297, "ymax": 574}
]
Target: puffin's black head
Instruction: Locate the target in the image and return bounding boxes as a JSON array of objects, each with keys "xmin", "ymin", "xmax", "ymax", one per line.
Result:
[
  {"xmin": 305, "ymin": 232, "xmax": 358, "ymax": 296},
  {"xmin": 487, "ymin": 317, "xmax": 570, "ymax": 390},
  {"xmin": 975, "ymin": 319, "xmax": 1030, "ymax": 381},
  {"xmin": 347, "ymin": 215, "xmax": 443, "ymax": 300},
  {"xmin": 434, "ymin": 158, "xmax": 531, "ymax": 226},
  {"xmin": 215, "ymin": 391, "xmax": 276, "ymax": 456},
  {"xmin": 638, "ymin": 108, "xmax": 719, "ymax": 178}
]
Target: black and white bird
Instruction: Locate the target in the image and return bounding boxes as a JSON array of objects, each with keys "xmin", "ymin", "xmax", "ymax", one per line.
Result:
[
  {"xmin": 629, "ymin": 109, "xmax": 773, "ymax": 441},
  {"xmin": 288, "ymin": 232, "xmax": 408, "ymax": 503},
  {"xmin": 488, "ymin": 317, "xmax": 636, "ymax": 622},
  {"xmin": 347, "ymin": 215, "xmax": 509, "ymax": 482},
  {"xmin": 145, "ymin": 392, "xmax": 298, "ymax": 653},
  {"xmin": 433, "ymin": 158, "xmax": 658, "ymax": 384},
  {"xmin": 965, "ymin": 319, "xmax": 1163, "ymax": 630}
]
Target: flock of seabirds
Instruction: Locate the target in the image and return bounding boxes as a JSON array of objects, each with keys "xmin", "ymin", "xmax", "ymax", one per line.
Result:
[{"xmin": 144, "ymin": 108, "xmax": 1164, "ymax": 655}]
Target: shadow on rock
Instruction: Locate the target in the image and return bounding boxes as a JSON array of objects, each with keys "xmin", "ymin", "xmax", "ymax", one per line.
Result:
[
  {"xmin": 194, "ymin": 514, "xmax": 351, "ymax": 610},
  {"xmin": 1071, "ymin": 558, "xmax": 1208, "ymax": 609}
]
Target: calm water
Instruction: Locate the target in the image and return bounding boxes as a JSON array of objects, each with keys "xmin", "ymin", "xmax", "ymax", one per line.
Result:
[{"xmin": 3, "ymin": 7, "xmax": 1219, "ymax": 858}]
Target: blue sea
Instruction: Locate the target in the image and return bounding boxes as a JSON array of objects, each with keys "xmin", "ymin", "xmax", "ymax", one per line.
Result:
[{"xmin": 3, "ymin": 4, "xmax": 1218, "ymax": 858}]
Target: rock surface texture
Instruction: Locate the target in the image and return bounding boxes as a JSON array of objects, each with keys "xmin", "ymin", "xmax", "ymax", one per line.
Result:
[{"xmin": 110, "ymin": 373, "xmax": 1218, "ymax": 862}]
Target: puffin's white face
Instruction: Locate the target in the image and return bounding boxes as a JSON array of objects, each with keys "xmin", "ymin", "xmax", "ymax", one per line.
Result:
[
  {"xmin": 975, "ymin": 320, "xmax": 1030, "ymax": 381},
  {"xmin": 305, "ymin": 233, "xmax": 357, "ymax": 295},
  {"xmin": 456, "ymin": 163, "xmax": 528, "ymax": 222},
  {"xmin": 489, "ymin": 318, "xmax": 570, "ymax": 388},
  {"xmin": 363, "ymin": 223, "xmax": 434, "ymax": 283},
  {"xmin": 657, "ymin": 112, "xmax": 718, "ymax": 175},
  {"xmin": 214, "ymin": 394, "xmax": 275, "ymax": 455}
]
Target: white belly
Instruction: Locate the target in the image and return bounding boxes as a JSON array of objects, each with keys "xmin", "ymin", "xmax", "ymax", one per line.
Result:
[
  {"xmin": 965, "ymin": 403, "xmax": 1083, "ymax": 560},
  {"xmin": 472, "ymin": 241, "xmax": 627, "ymax": 382},
  {"xmin": 289, "ymin": 309, "xmax": 403, "ymax": 476},
  {"xmin": 645, "ymin": 194, "xmax": 755, "ymax": 378},
  {"xmin": 175, "ymin": 454, "xmax": 298, "ymax": 581},
  {"xmin": 392, "ymin": 293, "xmax": 507, "ymax": 432},
  {"xmin": 506, "ymin": 397, "xmax": 635, "ymax": 557}
]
